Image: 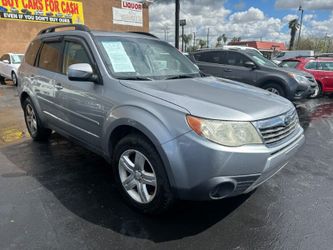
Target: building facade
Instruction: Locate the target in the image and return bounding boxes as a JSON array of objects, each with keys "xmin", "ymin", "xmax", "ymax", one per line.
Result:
[{"xmin": 0, "ymin": 0, "xmax": 149, "ymax": 56}]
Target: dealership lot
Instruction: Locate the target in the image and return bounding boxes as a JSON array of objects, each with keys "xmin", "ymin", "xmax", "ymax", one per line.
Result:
[{"xmin": 0, "ymin": 85, "xmax": 333, "ymax": 249}]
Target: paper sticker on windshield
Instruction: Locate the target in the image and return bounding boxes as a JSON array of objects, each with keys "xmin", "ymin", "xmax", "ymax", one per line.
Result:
[{"xmin": 102, "ymin": 41, "xmax": 135, "ymax": 73}]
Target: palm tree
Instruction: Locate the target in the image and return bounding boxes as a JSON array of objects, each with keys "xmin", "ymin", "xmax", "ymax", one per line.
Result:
[
  {"xmin": 289, "ymin": 19, "xmax": 299, "ymax": 50},
  {"xmin": 216, "ymin": 35, "xmax": 223, "ymax": 47},
  {"xmin": 231, "ymin": 36, "xmax": 241, "ymax": 43},
  {"xmin": 222, "ymin": 34, "xmax": 228, "ymax": 44},
  {"xmin": 182, "ymin": 34, "xmax": 193, "ymax": 52},
  {"xmin": 198, "ymin": 39, "xmax": 207, "ymax": 49}
]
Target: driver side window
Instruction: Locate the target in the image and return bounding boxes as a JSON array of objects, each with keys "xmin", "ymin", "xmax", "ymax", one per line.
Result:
[{"xmin": 63, "ymin": 41, "xmax": 92, "ymax": 74}]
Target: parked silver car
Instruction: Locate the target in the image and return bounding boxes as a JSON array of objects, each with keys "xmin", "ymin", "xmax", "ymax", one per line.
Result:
[
  {"xmin": 0, "ymin": 53, "xmax": 24, "ymax": 85},
  {"xmin": 18, "ymin": 25, "xmax": 304, "ymax": 214}
]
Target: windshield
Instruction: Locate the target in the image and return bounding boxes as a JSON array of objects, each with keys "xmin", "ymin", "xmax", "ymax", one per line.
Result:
[
  {"xmin": 279, "ymin": 60, "xmax": 299, "ymax": 68},
  {"xmin": 96, "ymin": 36, "xmax": 201, "ymax": 80},
  {"xmin": 247, "ymin": 52, "xmax": 278, "ymax": 68},
  {"xmin": 11, "ymin": 54, "xmax": 24, "ymax": 64}
]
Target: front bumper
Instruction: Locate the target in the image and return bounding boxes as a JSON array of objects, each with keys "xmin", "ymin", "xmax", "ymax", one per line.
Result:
[
  {"xmin": 162, "ymin": 126, "xmax": 304, "ymax": 200},
  {"xmin": 294, "ymin": 84, "xmax": 316, "ymax": 99}
]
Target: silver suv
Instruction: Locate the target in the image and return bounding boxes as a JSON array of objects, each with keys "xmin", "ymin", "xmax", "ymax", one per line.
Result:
[{"xmin": 18, "ymin": 25, "xmax": 304, "ymax": 214}]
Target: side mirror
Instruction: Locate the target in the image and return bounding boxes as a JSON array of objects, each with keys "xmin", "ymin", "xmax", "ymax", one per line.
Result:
[
  {"xmin": 2, "ymin": 60, "xmax": 9, "ymax": 64},
  {"xmin": 244, "ymin": 61, "xmax": 256, "ymax": 69},
  {"xmin": 68, "ymin": 63, "xmax": 98, "ymax": 82}
]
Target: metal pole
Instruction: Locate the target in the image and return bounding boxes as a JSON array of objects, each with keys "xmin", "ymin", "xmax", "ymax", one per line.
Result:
[
  {"xmin": 297, "ymin": 6, "xmax": 304, "ymax": 49},
  {"xmin": 207, "ymin": 28, "xmax": 210, "ymax": 48},
  {"xmin": 193, "ymin": 32, "xmax": 196, "ymax": 47},
  {"xmin": 181, "ymin": 25, "xmax": 185, "ymax": 52},
  {"xmin": 175, "ymin": 0, "xmax": 180, "ymax": 49}
]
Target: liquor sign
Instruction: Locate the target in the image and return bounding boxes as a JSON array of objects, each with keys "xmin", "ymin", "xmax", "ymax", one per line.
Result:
[
  {"xmin": 0, "ymin": 0, "xmax": 84, "ymax": 24},
  {"xmin": 113, "ymin": 0, "xmax": 143, "ymax": 27}
]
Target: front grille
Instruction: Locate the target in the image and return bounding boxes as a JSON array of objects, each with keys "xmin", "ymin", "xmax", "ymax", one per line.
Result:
[
  {"xmin": 255, "ymin": 109, "xmax": 299, "ymax": 145},
  {"xmin": 232, "ymin": 175, "xmax": 260, "ymax": 194}
]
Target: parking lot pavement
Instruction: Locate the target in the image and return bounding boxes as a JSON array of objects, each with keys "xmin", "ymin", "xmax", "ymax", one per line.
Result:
[
  {"xmin": 0, "ymin": 85, "xmax": 29, "ymax": 147},
  {"xmin": 0, "ymin": 85, "xmax": 333, "ymax": 250}
]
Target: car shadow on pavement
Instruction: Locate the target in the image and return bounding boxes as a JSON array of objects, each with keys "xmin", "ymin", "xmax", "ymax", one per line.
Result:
[{"xmin": 1, "ymin": 134, "xmax": 252, "ymax": 242}]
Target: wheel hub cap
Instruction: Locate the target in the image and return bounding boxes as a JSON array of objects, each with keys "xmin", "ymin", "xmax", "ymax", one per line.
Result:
[{"xmin": 118, "ymin": 150, "xmax": 157, "ymax": 204}]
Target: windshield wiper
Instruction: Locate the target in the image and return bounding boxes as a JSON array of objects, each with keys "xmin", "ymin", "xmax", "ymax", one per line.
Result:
[
  {"xmin": 117, "ymin": 76, "xmax": 153, "ymax": 81},
  {"xmin": 165, "ymin": 74, "xmax": 198, "ymax": 80}
]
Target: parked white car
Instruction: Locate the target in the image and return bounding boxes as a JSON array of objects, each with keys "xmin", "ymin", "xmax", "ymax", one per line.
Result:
[
  {"xmin": 0, "ymin": 53, "xmax": 24, "ymax": 86},
  {"xmin": 272, "ymin": 50, "xmax": 314, "ymax": 64}
]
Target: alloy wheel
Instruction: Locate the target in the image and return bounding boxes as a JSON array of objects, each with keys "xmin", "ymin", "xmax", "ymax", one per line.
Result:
[
  {"xmin": 118, "ymin": 149, "xmax": 157, "ymax": 204},
  {"xmin": 25, "ymin": 104, "xmax": 37, "ymax": 135},
  {"xmin": 266, "ymin": 87, "xmax": 280, "ymax": 95}
]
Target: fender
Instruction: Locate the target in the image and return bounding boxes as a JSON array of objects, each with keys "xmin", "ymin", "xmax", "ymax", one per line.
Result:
[{"xmin": 102, "ymin": 105, "xmax": 190, "ymax": 189}]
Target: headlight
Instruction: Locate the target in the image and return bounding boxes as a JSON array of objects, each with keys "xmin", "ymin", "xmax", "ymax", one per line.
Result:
[
  {"xmin": 289, "ymin": 73, "xmax": 309, "ymax": 85},
  {"xmin": 186, "ymin": 115, "xmax": 263, "ymax": 147}
]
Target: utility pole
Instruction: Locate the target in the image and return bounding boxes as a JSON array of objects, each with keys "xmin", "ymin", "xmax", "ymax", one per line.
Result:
[
  {"xmin": 175, "ymin": 0, "xmax": 180, "ymax": 49},
  {"xmin": 163, "ymin": 25, "xmax": 169, "ymax": 41},
  {"xmin": 180, "ymin": 19, "xmax": 186, "ymax": 52},
  {"xmin": 193, "ymin": 32, "xmax": 196, "ymax": 47},
  {"xmin": 207, "ymin": 28, "xmax": 210, "ymax": 48},
  {"xmin": 297, "ymin": 5, "xmax": 304, "ymax": 49}
]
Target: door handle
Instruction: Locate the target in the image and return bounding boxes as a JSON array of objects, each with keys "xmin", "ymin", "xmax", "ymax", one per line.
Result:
[
  {"xmin": 223, "ymin": 69, "xmax": 232, "ymax": 72},
  {"xmin": 55, "ymin": 83, "xmax": 63, "ymax": 90}
]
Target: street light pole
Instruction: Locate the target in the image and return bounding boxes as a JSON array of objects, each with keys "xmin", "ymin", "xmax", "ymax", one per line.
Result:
[
  {"xmin": 175, "ymin": 0, "xmax": 180, "ymax": 49},
  {"xmin": 297, "ymin": 5, "xmax": 304, "ymax": 49}
]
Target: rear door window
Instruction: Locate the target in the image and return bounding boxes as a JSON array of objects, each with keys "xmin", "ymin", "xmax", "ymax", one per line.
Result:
[
  {"xmin": 317, "ymin": 62, "xmax": 333, "ymax": 71},
  {"xmin": 25, "ymin": 40, "xmax": 41, "ymax": 66},
  {"xmin": 194, "ymin": 51, "xmax": 227, "ymax": 64},
  {"xmin": 38, "ymin": 41, "xmax": 63, "ymax": 73}
]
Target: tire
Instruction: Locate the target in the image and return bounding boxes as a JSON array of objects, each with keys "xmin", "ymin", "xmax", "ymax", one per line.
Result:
[
  {"xmin": 0, "ymin": 75, "xmax": 5, "ymax": 85},
  {"xmin": 263, "ymin": 83, "xmax": 286, "ymax": 98},
  {"xmin": 11, "ymin": 72, "xmax": 18, "ymax": 86},
  {"xmin": 112, "ymin": 134, "xmax": 174, "ymax": 214},
  {"xmin": 23, "ymin": 97, "xmax": 52, "ymax": 141}
]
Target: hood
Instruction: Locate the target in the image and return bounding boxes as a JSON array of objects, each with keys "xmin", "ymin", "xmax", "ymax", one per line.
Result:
[
  {"xmin": 120, "ymin": 77, "xmax": 294, "ymax": 121},
  {"xmin": 275, "ymin": 66, "xmax": 313, "ymax": 77}
]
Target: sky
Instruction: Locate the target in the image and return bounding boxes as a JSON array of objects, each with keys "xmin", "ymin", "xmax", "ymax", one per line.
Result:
[{"xmin": 148, "ymin": 0, "xmax": 333, "ymax": 46}]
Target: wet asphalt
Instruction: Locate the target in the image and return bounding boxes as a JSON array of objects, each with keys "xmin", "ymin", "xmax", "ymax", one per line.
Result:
[{"xmin": 0, "ymin": 85, "xmax": 333, "ymax": 250}]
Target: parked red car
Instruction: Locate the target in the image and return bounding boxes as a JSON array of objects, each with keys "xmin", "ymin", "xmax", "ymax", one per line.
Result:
[{"xmin": 280, "ymin": 57, "xmax": 333, "ymax": 95}]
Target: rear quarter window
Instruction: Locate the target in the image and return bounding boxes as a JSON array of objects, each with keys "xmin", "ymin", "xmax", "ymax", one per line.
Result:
[{"xmin": 25, "ymin": 40, "xmax": 41, "ymax": 66}]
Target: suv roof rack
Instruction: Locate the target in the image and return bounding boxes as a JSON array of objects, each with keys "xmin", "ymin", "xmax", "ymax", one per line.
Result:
[
  {"xmin": 38, "ymin": 24, "xmax": 90, "ymax": 35},
  {"xmin": 128, "ymin": 31, "xmax": 158, "ymax": 38}
]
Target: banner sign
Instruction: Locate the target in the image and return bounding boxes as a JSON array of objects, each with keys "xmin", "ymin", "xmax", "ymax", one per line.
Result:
[
  {"xmin": 0, "ymin": 0, "xmax": 84, "ymax": 24},
  {"xmin": 121, "ymin": 0, "xmax": 142, "ymax": 11},
  {"xmin": 113, "ymin": 0, "xmax": 143, "ymax": 27}
]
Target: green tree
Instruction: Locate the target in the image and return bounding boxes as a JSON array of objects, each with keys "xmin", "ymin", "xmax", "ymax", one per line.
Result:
[
  {"xmin": 216, "ymin": 35, "xmax": 223, "ymax": 47},
  {"xmin": 182, "ymin": 34, "xmax": 193, "ymax": 52},
  {"xmin": 288, "ymin": 19, "xmax": 299, "ymax": 50},
  {"xmin": 222, "ymin": 34, "xmax": 228, "ymax": 44},
  {"xmin": 231, "ymin": 36, "xmax": 241, "ymax": 42},
  {"xmin": 198, "ymin": 39, "xmax": 207, "ymax": 49}
]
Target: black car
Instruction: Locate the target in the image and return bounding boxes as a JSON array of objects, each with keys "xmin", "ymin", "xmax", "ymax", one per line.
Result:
[{"xmin": 189, "ymin": 49, "xmax": 317, "ymax": 100}]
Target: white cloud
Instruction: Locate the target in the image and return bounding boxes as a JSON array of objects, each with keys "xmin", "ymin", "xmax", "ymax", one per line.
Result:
[
  {"xmin": 275, "ymin": 0, "xmax": 333, "ymax": 10},
  {"xmin": 282, "ymin": 14, "xmax": 299, "ymax": 23},
  {"xmin": 229, "ymin": 7, "xmax": 265, "ymax": 23},
  {"xmin": 149, "ymin": 1, "xmax": 331, "ymax": 47}
]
